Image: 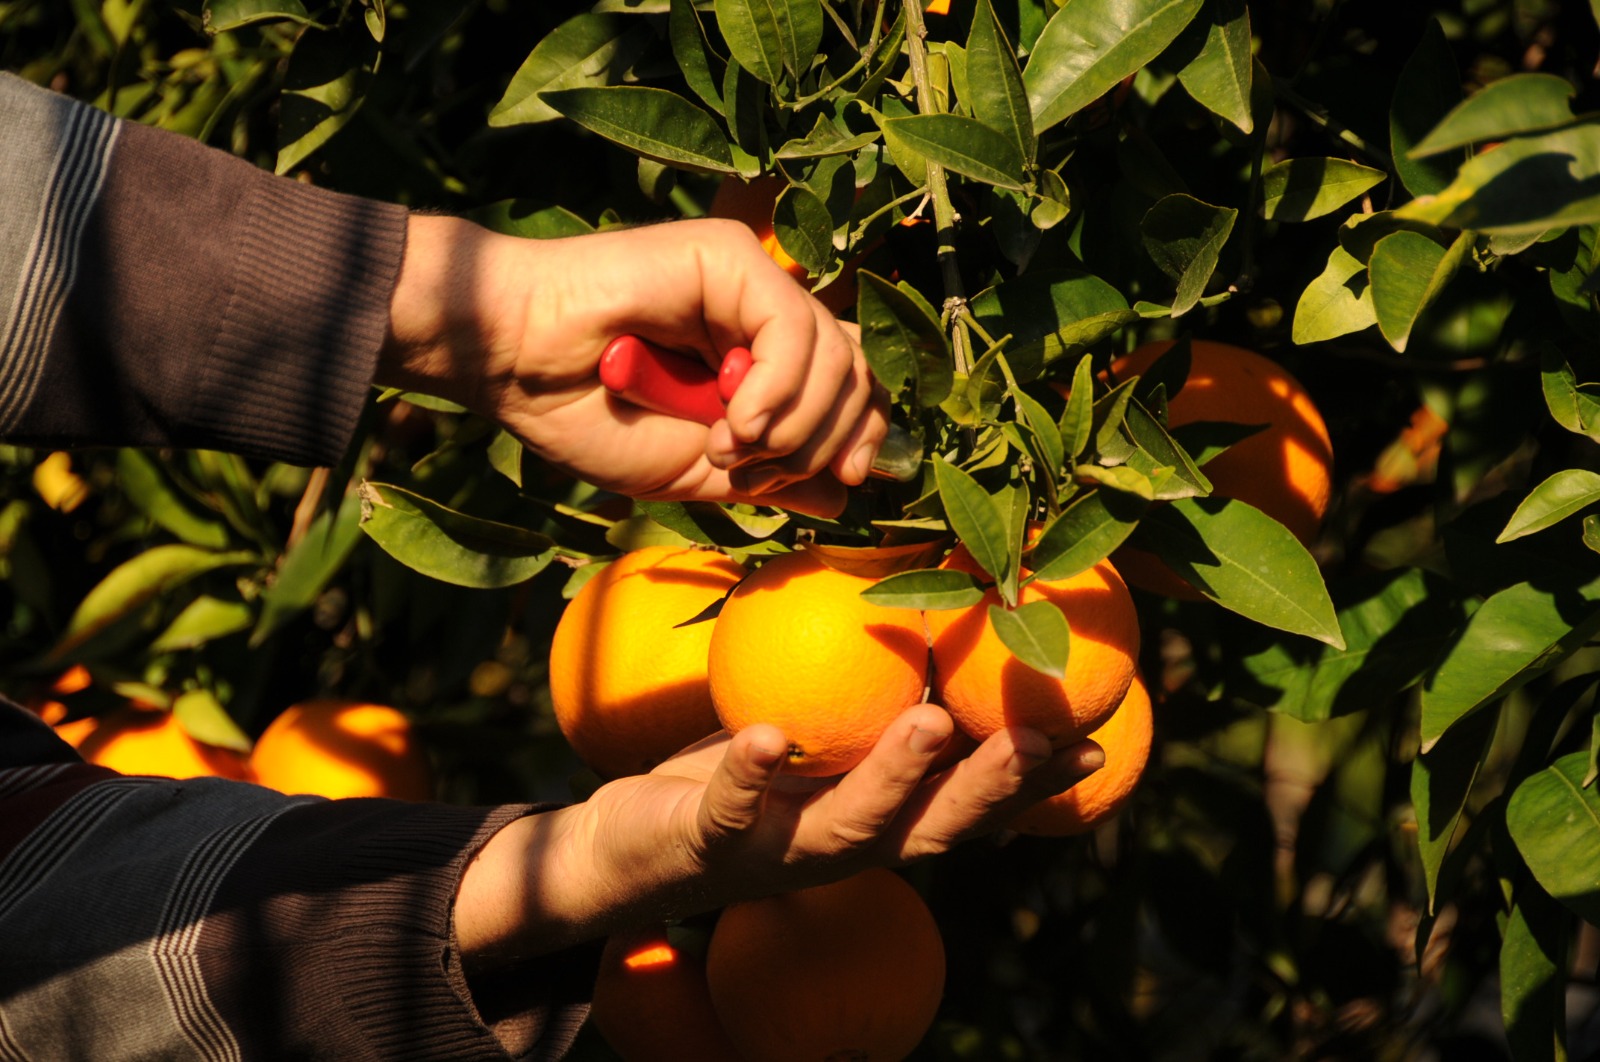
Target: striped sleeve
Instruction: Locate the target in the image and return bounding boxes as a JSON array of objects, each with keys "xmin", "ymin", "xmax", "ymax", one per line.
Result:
[
  {"xmin": 0, "ymin": 73, "xmax": 407, "ymax": 467},
  {"xmin": 0, "ymin": 705, "xmax": 595, "ymax": 1061}
]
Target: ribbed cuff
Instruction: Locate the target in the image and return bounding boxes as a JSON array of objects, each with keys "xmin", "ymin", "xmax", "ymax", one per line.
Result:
[{"xmin": 189, "ymin": 179, "xmax": 407, "ymax": 467}]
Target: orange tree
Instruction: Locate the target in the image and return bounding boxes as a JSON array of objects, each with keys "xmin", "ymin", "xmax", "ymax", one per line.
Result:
[{"xmin": 3, "ymin": 0, "xmax": 1600, "ymax": 1057}]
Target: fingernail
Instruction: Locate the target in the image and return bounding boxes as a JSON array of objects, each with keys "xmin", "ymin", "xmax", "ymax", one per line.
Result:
[
  {"xmin": 1006, "ymin": 748, "xmax": 1050, "ymax": 778},
  {"xmin": 849, "ymin": 442, "xmax": 878, "ymax": 483},
  {"xmin": 749, "ymin": 743, "xmax": 784, "ymax": 769},
  {"xmin": 742, "ymin": 411, "xmax": 771, "ymax": 442},
  {"xmin": 1078, "ymin": 745, "xmax": 1106, "ymax": 772},
  {"xmin": 908, "ymin": 726, "xmax": 949, "ymax": 756}
]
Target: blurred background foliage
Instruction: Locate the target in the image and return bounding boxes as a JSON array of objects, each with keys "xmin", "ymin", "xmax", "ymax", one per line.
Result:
[{"xmin": 4, "ymin": 0, "xmax": 1600, "ymax": 1058}]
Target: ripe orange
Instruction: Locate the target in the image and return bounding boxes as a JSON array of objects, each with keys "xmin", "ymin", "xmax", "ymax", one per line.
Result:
[
  {"xmin": 1109, "ymin": 340, "xmax": 1334, "ymax": 598},
  {"xmin": 591, "ymin": 925, "xmax": 742, "ymax": 1062},
  {"xmin": 709, "ymin": 174, "xmax": 861, "ymax": 314},
  {"xmin": 926, "ymin": 548, "xmax": 1140, "ymax": 748},
  {"xmin": 57, "ymin": 705, "xmax": 254, "ymax": 781},
  {"xmin": 708, "ymin": 550, "xmax": 929, "ymax": 777},
  {"xmin": 1009, "ymin": 672, "xmax": 1153, "ymax": 836},
  {"xmin": 706, "ymin": 868, "xmax": 946, "ymax": 1062},
  {"xmin": 549, "ymin": 546, "xmax": 747, "ymax": 779},
  {"xmin": 250, "ymin": 699, "xmax": 432, "ymax": 800}
]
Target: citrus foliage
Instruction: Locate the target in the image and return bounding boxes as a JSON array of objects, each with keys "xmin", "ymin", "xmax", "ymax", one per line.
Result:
[{"xmin": 4, "ymin": 0, "xmax": 1600, "ymax": 1057}]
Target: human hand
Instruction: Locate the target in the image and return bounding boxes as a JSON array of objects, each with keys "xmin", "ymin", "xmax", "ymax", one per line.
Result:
[
  {"xmin": 378, "ymin": 215, "xmax": 888, "ymax": 516},
  {"xmin": 453, "ymin": 705, "xmax": 1103, "ymax": 964}
]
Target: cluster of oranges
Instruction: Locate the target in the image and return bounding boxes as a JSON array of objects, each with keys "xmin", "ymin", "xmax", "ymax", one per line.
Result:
[
  {"xmin": 553, "ymin": 338, "xmax": 1334, "ymax": 1060},
  {"xmin": 43, "ymin": 680, "xmax": 433, "ymax": 802}
]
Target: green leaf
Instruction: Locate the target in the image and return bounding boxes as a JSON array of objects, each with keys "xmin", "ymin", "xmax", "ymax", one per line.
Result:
[
  {"xmin": 714, "ymin": 0, "xmax": 823, "ymax": 86},
  {"xmin": 856, "ymin": 271, "xmax": 952, "ymax": 407},
  {"xmin": 116, "ymin": 450, "xmax": 231, "ymax": 549},
  {"xmin": 934, "ymin": 459, "xmax": 1011, "ymax": 590},
  {"xmin": 861, "ymin": 567, "xmax": 988, "ymax": 610},
  {"xmin": 1507, "ymin": 752, "xmax": 1600, "ymax": 923},
  {"xmin": 1140, "ymin": 193, "xmax": 1238, "ymax": 317},
  {"xmin": 772, "ymin": 183, "xmax": 833, "ymax": 273},
  {"xmin": 1390, "ymin": 19, "xmax": 1464, "ymax": 197},
  {"xmin": 358, "ymin": 482, "xmax": 554, "ymax": 589},
  {"xmin": 1023, "ymin": 0, "xmax": 1204, "ymax": 133},
  {"xmin": 1259, "ymin": 158, "xmax": 1386, "ymax": 222},
  {"xmin": 775, "ymin": 117, "xmax": 880, "ymax": 159},
  {"xmin": 1138, "ymin": 496, "xmax": 1345, "ymax": 647},
  {"xmin": 969, "ymin": 269, "xmax": 1131, "ymax": 380},
  {"xmin": 878, "ymin": 113, "xmax": 1027, "ymax": 190},
  {"xmin": 1060, "ymin": 355, "xmax": 1095, "ymax": 459},
  {"xmin": 541, "ymin": 87, "xmax": 737, "ymax": 174},
  {"xmin": 1587, "ymin": 516, "xmax": 1600, "ymax": 554},
  {"xmin": 276, "ymin": 21, "xmax": 379, "ymax": 174},
  {"xmin": 1498, "ymin": 470, "xmax": 1600, "ymax": 543},
  {"xmin": 1421, "ymin": 580, "xmax": 1600, "ymax": 752},
  {"xmin": 989, "ymin": 600, "xmax": 1071, "ymax": 679},
  {"xmin": 488, "ymin": 13, "xmax": 651, "ymax": 127},
  {"xmin": 487, "ymin": 430, "xmax": 526, "ymax": 488},
  {"xmin": 202, "ymin": 0, "xmax": 321, "ymax": 33},
  {"xmin": 1236, "ymin": 567, "xmax": 1463, "ymax": 724},
  {"xmin": 253, "ymin": 489, "xmax": 364, "ymax": 646},
  {"xmin": 1169, "ymin": 420, "xmax": 1265, "ymax": 467},
  {"xmin": 1014, "ymin": 387, "xmax": 1064, "ymax": 476},
  {"xmin": 1500, "ymin": 882, "xmax": 1572, "ymax": 1062},
  {"xmin": 1027, "ymin": 487, "xmax": 1150, "ymax": 582},
  {"xmin": 468, "ymin": 201, "xmax": 595, "ymax": 240},
  {"xmin": 172, "ymin": 688, "xmax": 252, "ymax": 753},
  {"xmin": 966, "ymin": 0, "xmax": 1035, "ymax": 164},
  {"xmin": 1292, "ymin": 244, "xmax": 1377, "ymax": 344},
  {"xmin": 1410, "ymin": 707, "xmax": 1495, "ymax": 914},
  {"xmin": 669, "ymin": 0, "xmax": 726, "ymax": 113},
  {"xmin": 1121, "ymin": 397, "xmax": 1213, "ymax": 499},
  {"xmin": 1395, "ymin": 123, "xmax": 1600, "ymax": 235},
  {"xmin": 1541, "ymin": 349, "xmax": 1600, "ymax": 442},
  {"xmin": 1173, "ymin": 0, "xmax": 1253, "ymax": 134},
  {"xmin": 1369, "ymin": 229, "xmax": 1471, "ymax": 353},
  {"xmin": 50, "ymin": 545, "xmax": 259, "ymax": 660},
  {"xmin": 1412, "ymin": 73, "xmax": 1580, "ymax": 158},
  {"xmin": 149, "ymin": 595, "xmax": 256, "ymax": 653}
]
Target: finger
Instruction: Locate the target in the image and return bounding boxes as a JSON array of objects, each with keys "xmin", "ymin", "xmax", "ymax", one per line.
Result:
[
  {"xmin": 889, "ymin": 728, "xmax": 1104, "ymax": 862},
  {"xmin": 727, "ymin": 344, "xmax": 879, "ymax": 494},
  {"xmin": 695, "ymin": 723, "xmax": 787, "ymax": 845},
  {"xmin": 802, "ymin": 705, "xmax": 954, "ymax": 855},
  {"xmin": 827, "ymin": 381, "xmax": 891, "ymax": 487}
]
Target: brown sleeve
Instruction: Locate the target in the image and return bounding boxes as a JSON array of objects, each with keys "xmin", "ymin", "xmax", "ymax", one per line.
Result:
[{"xmin": 0, "ymin": 72, "xmax": 406, "ymax": 467}]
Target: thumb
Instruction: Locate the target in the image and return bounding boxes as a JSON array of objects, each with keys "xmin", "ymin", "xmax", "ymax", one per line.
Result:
[{"xmin": 696, "ymin": 724, "xmax": 786, "ymax": 844}]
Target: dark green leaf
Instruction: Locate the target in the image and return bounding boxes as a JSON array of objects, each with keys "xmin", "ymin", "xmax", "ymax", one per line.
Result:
[
  {"xmin": 1541, "ymin": 349, "xmax": 1600, "ymax": 442},
  {"xmin": 1023, "ymin": 0, "xmax": 1204, "ymax": 132},
  {"xmin": 1501, "ymin": 882, "xmax": 1572, "ymax": 1062},
  {"xmin": 489, "ymin": 14, "xmax": 651, "ymax": 126},
  {"xmin": 1587, "ymin": 515, "xmax": 1600, "ymax": 554},
  {"xmin": 1497, "ymin": 470, "xmax": 1600, "ymax": 543},
  {"xmin": 1169, "ymin": 420, "xmax": 1266, "ymax": 466},
  {"xmin": 1396, "ymin": 123, "xmax": 1600, "ymax": 235},
  {"xmin": 1370, "ymin": 229, "xmax": 1471, "ymax": 353},
  {"xmin": 969, "ymin": 269, "xmax": 1132, "ymax": 379},
  {"xmin": 1292, "ymin": 245, "xmax": 1376, "ymax": 344},
  {"xmin": 1259, "ymin": 158, "xmax": 1386, "ymax": 222},
  {"xmin": 1122, "ymin": 398, "xmax": 1212, "ymax": 499},
  {"xmin": 202, "ymin": 0, "xmax": 321, "ymax": 33},
  {"xmin": 934, "ymin": 459, "xmax": 1011, "ymax": 590},
  {"xmin": 721, "ymin": 58, "xmax": 768, "ymax": 174},
  {"xmin": 1421, "ymin": 579, "xmax": 1600, "ymax": 751},
  {"xmin": 1060, "ymin": 354, "xmax": 1095, "ymax": 459},
  {"xmin": 1140, "ymin": 193, "xmax": 1238, "ymax": 317},
  {"xmin": 856, "ymin": 271, "xmax": 952, "ymax": 407},
  {"xmin": 276, "ymin": 21, "xmax": 379, "ymax": 174},
  {"xmin": 772, "ymin": 183, "xmax": 833, "ymax": 273},
  {"xmin": 774, "ymin": 117, "xmax": 880, "ymax": 159},
  {"xmin": 150, "ymin": 595, "xmax": 256, "ymax": 653},
  {"xmin": 966, "ymin": 0, "xmax": 1035, "ymax": 164},
  {"xmin": 714, "ymin": 0, "xmax": 822, "ymax": 86},
  {"xmin": 468, "ymin": 201, "xmax": 595, "ymax": 239},
  {"xmin": 359, "ymin": 482, "xmax": 554, "ymax": 589},
  {"xmin": 541, "ymin": 87, "xmax": 737, "ymax": 174},
  {"xmin": 253, "ymin": 488, "xmax": 364, "ymax": 646},
  {"xmin": 50, "ymin": 545, "xmax": 259, "ymax": 659},
  {"xmin": 989, "ymin": 599, "xmax": 1071, "ymax": 679},
  {"xmin": 1139, "ymin": 496, "xmax": 1345, "ymax": 647},
  {"xmin": 669, "ymin": 0, "xmax": 725, "ymax": 112},
  {"xmin": 1027, "ymin": 487, "xmax": 1149, "ymax": 582},
  {"xmin": 879, "ymin": 113, "xmax": 1028, "ymax": 190},
  {"xmin": 1390, "ymin": 19, "xmax": 1463, "ymax": 197},
  {"xmin": 1412, "ymin": 73, "xmax": 1580, "ymax": 158},
  {"xmin": 860, "ymin": 568, "xmax": 988, "ymax": 610},
  {"xmin": 1507, "ymin": 752, "xmax": 1600, "ymax": 923},
  {"xmin": 1410, "ymin": 707, "xmax": 1495, "ymax": 914},
  {"xmin": 116, "ymin": 450, "xmax": 231, "ymax": 549},
  {"xmin": 1014, "ymin": 387, "xmax": 1064, "ymax": 476},
  {"xmin": 1174, "ymin": 0, "xmax": 1253, "ymax": 134},
  {"xmin": 487, "ymin": 430, "xmax": 526, "ymax": 488}
]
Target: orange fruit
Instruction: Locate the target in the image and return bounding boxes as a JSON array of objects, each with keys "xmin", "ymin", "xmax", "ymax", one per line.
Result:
[
  {"xmin": 709, "ymin": 174, "xmax": 862, "ymax": 315},
  {"xmin": 549, "ymin": 546, "xmax": 747, "ymax": 779},
  {"xmin": 706, "ymin": 868, "xmax": 946, "ymax": 1062},
  {"xmin": 1009, "ymin": 672, "xmax": 1153, "ymax": 836},
  {"xmin": 1109, "ymin": 340, "xmax": 1334, "ymax": 598},
  {"xmin": 708, "ymin": 550, "xmax": 929, "ymax": 777},
  {"xmin": 250, "ymin": 699, "xmax": 432, "ymax": 800},
  {"xmin": 926, "ymin": 548, "xmax": 1139, "ymax": 747},
  {"xmin": 57, "ymin": 705, "xmax": 253, "ymax": 781},
  {"xmin": 591, "ymin": 925, "xmax": 742, "ymax": 1062}
]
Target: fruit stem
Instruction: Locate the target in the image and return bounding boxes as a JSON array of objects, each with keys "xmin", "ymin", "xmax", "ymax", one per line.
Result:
[{"xmin": 902, "ymin": 0, "xmax": 969, "ymax": 376}]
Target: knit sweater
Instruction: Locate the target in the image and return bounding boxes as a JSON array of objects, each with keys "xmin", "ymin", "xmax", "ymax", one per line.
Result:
[{"xmin": 0, "ymin": 73, "xmax": 591, "ymax": 1061}]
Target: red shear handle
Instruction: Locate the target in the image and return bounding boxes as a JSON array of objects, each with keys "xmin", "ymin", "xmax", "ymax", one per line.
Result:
[{"xmin": 599, "ymin": 336, "xmax": 749, "ymax": 426}]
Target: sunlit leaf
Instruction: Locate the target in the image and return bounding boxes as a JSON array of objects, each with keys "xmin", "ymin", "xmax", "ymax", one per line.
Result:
[
  {"xmin": 1396, "ymin": 123, "xmax": 1600, "ymax": 235},
  {"xmin": 202, "ymin": 0, "xmax": 322, "ymax": 33},
  {"xmin": 276, "ymin": 22, "xmax": 379, "ymax": 174},
  {"xmin": 489, "ymin": 13, "xmax": 653, "ymax": 127},
  {"xmin": 860, "ymin": 567, "xmax": 988, "ymax": 610},
  {"xmin": 172, "ymin": 688, "xmax": 252, "ymax": 753},
  {"xmin": 1497, "ymin": 470, "xmax": 1600, "ymax": 543},
  {"xmin": 1027, "ymin": 487, "xmax": 1149, "ymax": 582},
  {"xmin": 1411, "ymin": 73, "xmax": 1580, "ymax": 158},
  {"xmin": 1173, "ymin": 0, "xmax": 1253, "ymax": 134},
  {"xmin": 714, "ymin": 0, "xmax": 823, "ymax": 86},
  {"xmin": 116, "ymin": 450, "xmax": 231, "ymax": 549},
  {"xmin": 359, "ymin": 482, "xmax": 554, "ymax": 589},
  {"xmin": 1293, "ymin": 246, "xmax": 1376, "ymax": 344},
  {"xmin": 254, "ymin": 489, "xmax": 364, "ymax": 646},
  {"xmin": 1507, "ymin": 752, "xmax": 1600, "ymax": 923},
  {"xmin": 966, "ymin": 0, "xmax": 1035, "ymax": 163},
  {"xmin": 542, "ymin": 87, "xmax": 737, "ymax": 174},
  {"xmin": 150, "ymin": 595, "xmax": 256, "ymax": 653},
  {"xmin": 857, "ymin": 271, "xmax": 952, "ymax": 407},
  {"xmin": 773, "ymin": 183, "xmax": 833, "ymax": 273},
  {"xmin": 1140, "ymin": 193, "xmax": 1237, "ymax": 317},
  {"xmin": 1369, "ymin": 229, "xmax": 1471, "ymax": 352},
  {"xmin": 1259, "ymin": 158, "xmax": 1386, "ymax": 222},
  {"xmin": 934, "ymin": 459, "xmax": 1012, "ymax": 592},
  {"xmin": 989, "ymin": 599, "xmax": 1071, "ymax": 678},
  {"xmin": 879, "ymin": 113, "xmax": 1028, "ymax": 189},
  {"xmin": 669, "ymin": 0, "xmax": 725, "ymax": 112}
]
